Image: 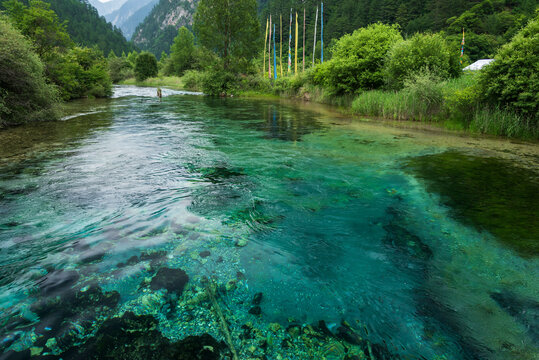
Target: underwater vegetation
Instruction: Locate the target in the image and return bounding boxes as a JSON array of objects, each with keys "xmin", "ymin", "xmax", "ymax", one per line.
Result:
[{"xmin": 406, "ymin": 150, "xmax": 539, "ymax": 257}]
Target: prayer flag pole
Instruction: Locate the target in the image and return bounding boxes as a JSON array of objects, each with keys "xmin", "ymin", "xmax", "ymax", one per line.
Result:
[
  {"xmin": 295, "ymin": 12, "xmax": 298, "ymax": 74},
  {"xmin": 313, "ymin": 6, "xmax": 318, "ymax": 66},
  {"xmin": 268, "ymin": 15, "xmax": 272, "ymax": 79},
  {"xmin": 288, "ymin": 10, "xmax": 292, "ymax": 74},
  {"xmin": 263, "ymin": 18, "xmax": 268, "ymax": 75},
  {"xmin": 460, "ymin": 28, "xmax": 465, "ymax": 65},
  {"xmin": 280, "ymin": 14, "xmax": 283, "ymax": 77},
  {"xmin": 321, "ymin": 2, "xmax": 324, "ymax": 63},
  {"xmin": 303, "ymin": 8, "xmax": 305, "ymax": 72},
  {"xmin": 273, "ymin": 23, "xmax": 277, "ymax": 80}
]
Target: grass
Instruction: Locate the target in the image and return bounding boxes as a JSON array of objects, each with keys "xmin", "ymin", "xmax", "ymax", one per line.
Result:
[{"xmin": 119, "ymin": 76, "xmax": 184, "ymax": 90}]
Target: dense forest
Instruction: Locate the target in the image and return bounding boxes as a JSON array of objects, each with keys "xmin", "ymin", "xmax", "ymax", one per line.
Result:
[{"xmin": 0, "ymin": 0, "xmax": 135, "ymax": 55}]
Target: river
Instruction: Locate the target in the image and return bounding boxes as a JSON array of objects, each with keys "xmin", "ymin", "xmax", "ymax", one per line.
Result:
[{"xmin": 0, "ymin": 85, "xmax": 538, "ymax": 359}]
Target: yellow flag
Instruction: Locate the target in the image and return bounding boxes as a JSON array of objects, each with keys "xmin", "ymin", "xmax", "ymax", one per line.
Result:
[
  {"xmin": 295, "ymin": 12, "xmax": 298, "ymax": 74},
  {"xmin": 263, "ymin": 18, "xmax": 268, "ymax": 75}
]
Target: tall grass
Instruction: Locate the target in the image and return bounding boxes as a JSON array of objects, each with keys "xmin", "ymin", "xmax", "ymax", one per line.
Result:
[
  {"xmin": 470, "ymin": 107, "xmax": 539, "ymax": 139},
  {"xmin": 351, "ymin": 90, "xmax": 437, "ymax": 121}
]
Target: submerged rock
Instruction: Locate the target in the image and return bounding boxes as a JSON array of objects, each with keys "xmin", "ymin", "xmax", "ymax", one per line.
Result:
[
  {"xmin": 58, "ymin": 311, "xmax": 223, "ymax": 360},
  {"xmin": 252, "ymin": 292, "xmax": 263, "ymax": 305},
  {"xmin": 149, "ymin": 267, "xmax": 189, "ymax": 296},
  {"xmin": 199, "ymin": 250, "xmax": 211, "ymax": 258},
  {"xmin": 248, "ymin": 306, "xmax": 262, "ymax": 316}
]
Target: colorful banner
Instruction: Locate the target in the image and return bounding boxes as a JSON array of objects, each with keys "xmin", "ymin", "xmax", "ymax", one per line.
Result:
[
  {"xmin": 273, "ymin": 23, "xmax": 277, "ymax": 80},
  {"xmin": 263, "ymin": 18, "xmax": 268, "ymax": 75},
  {"xmin": 460, "ymin": 28, "xmax": 465, "ymax": 65},
  {"xmin": 321, "ymin": 2, "xmax": 324, "ymax": 63},
  {"xmin": 288, "ymin": 11, "xmax": 292, "ymax": 73},
  {"xmin": 295, "ymin": 12, "xmax": 298, "ymax": 74}
]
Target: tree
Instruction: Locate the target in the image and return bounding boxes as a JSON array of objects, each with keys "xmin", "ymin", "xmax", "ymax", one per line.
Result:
[
  {"xmin": 0, "ymin": 16, "xmax": 60, "ymax": 127},
  {"xmin": 313, "ymin": 23, "xmax": 402, "ymax": 95},
  {"xmin": 167, "ymin": 26, "xmax": 195, "ymax": 76},
  {"xmin": 479, "ymin": 12, "xmax": 538, "ymax": 119},
  {"xmin": 134, "ymin": 51, "xmax": 158, "ymax": 81},
  {"xmin": 194, "ymin": 0, "xmax": 260, "ymax": 70},
  {"xmin": 47, "ymin": 46, "xmax": 113, "ymax": 100},
  {"xmin": 385, "ymin": 32, "xmax": 460, "ymax": 89},
  {"xmin": 2, "ymin": 0, "xmax": 72, "ymax": 57}
]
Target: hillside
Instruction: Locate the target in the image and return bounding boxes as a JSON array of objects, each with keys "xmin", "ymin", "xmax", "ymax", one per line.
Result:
[
  {"xmin": 132, "ymin": 0, "xmax": 198, "ymax": 56},
  {"xmin": 1, "ymin": 0, "xmax": 136, "ymax": 55},
  {"xmin": 105, "ymin": 0, "xmax": 158, "ymax": 39}
]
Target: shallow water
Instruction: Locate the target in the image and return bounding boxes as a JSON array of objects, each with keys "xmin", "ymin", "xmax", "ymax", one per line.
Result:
[{"xmin": 0, "ymin": 86, "xmax": 538, "ymax": 359}]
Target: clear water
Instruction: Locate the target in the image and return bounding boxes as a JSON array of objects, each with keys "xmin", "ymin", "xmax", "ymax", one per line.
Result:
[{"xmin": 0, "ymin": 86, "xmax": 538, "ymax": 360}]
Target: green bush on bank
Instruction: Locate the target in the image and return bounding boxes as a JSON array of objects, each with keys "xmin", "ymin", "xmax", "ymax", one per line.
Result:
[
  {"xmin": 47, "ymin": 46, "xmax": 112, "ymax": 100},
  {"xmin": 312, "ymin": 23, "xmax": 402, "ymax": 96},
  {"xmin": 135, "ymin": 52, "xmax": 158, "ymax": 82},
  {"xmin": 0, "ymin": 16, "xmax": 60, "ymax": 127},
  {"xmin": 385, "ymin": 32, "xmax": 461, "ymax": 89},
  {"xmin": 478, "ymin": 12, "xmax": 538, "ymax": 120}
]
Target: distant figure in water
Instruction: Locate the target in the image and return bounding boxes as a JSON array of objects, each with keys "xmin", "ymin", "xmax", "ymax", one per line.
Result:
[{"xmin": 157, "ymin": 88, "xmax": 162, "ymax": 100}]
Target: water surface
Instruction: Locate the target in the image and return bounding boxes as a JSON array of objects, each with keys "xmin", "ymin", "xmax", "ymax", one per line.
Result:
[{"xmin": 1, "ymin": 86, "xmax": 538, "ymax": 360}]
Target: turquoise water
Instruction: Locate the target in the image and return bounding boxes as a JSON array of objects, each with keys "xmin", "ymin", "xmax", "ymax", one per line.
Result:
[{"xmin": 0, "ymin": 86, "xmax": 538, "ymax": 359}]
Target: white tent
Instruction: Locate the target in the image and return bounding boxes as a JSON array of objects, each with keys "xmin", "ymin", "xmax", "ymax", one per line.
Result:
[{"xmin": 463, "ymin": 59, "xmax": 494, "ymax": 71}]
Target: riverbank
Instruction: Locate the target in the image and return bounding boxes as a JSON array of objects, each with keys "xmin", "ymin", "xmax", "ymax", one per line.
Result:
[{"xmin": 117, "ymin": 73, "xmax": 538, "ymax": 142}]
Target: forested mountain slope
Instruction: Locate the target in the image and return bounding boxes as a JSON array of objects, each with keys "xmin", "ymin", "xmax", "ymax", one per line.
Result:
[
  {"xmin": 132, "ymin": 0, "xmax": 198, "ymax": 56},
  {"xmin": 105, "ymin": 0, "xmax": 158, "ymax": 39},
  {"xmin": 1, "ymin": 0, "xmax": 136, "ymax": 54}
]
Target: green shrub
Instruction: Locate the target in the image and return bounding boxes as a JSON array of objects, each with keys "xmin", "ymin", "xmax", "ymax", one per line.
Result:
[
  {"xmin": 478, "ymin": 13, "xmax": 538, "ymax": 120},
  {"xmin": 47, "ymin": 46, "xmax": 112, "ymax": 100},
  {"xmin": 182, "ymin": 70, "xmax": 205, "ymax": 91},
  {"xmin": 134, "ymin": 52, "xmax": 158, "ymax": 82},
  {"xmin": 403, "ymin": 69, "xmax": 445, "ymax": 117},
  {"xmin": 385, "ymin": 32, "xmax": 460, "ymax": 89},
  {"xmin": 201, "ymin": 70, "xmax": 237, "ymax": 95},
  {"xmin": 108, "ymin": 56, "xmax": 133, "ymax": 83},
  {"xmin": 312, "ymin": 23, "xmax": 402, "ymax": 96},
  {"xmin": 0, "ymin": 16, "xmax": 60, "ymax": 126}
]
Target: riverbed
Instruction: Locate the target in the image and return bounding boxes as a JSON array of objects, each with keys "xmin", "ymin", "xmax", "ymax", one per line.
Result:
[{"xmin": 0, "ymin": 85, "xmax": 538, "ymax": 359}]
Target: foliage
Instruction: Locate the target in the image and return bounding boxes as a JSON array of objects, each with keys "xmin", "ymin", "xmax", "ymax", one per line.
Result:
[
  {"xmin": 385, "ymin": 33, "xmax": 460, "ymax": 89},
  {"xmin": 0, "ymin": 16, "xmax": 60, "ymax": 126},
  {"xmin": 108, "ymin": 56, "xmax": 134, "ymax": 83},
  {"xmin": 47, "ymin": 46, "xmax": 112, "ymax": 100},
  {"xmin": 312, "ymin": 23, "xmax": 402, "ymax": 95},
  {"xmin": 134, "ymin": 51, "xmax": 158, "ymax": 81},
  {"xmin": 194, "ymin": 0, "xmax": 260, "ymax": 71},
  {"xmin": 166, "ymin": 26, "xmax": 195, "ymax": 76},
  {"xmin": 1, "ymin": 0, "xmax": 135, "ymax": 55},
  {"xmin": 182, "ymin": 70, "xmax": 205, "ymax": 91},
  {"xmin": 2, "ymin": 0, "xmax": 71, "ymax": 56},
  {"xmin": 478, "ymin": 12, "xmax": 538, "ymax": 119},
  {"xmin": 470, "ymin": 106, "xmax": 538, "ymax": 138},
  {"xmin": 200, "ymin": 70, "xmax": 238, "ymax": 95}
]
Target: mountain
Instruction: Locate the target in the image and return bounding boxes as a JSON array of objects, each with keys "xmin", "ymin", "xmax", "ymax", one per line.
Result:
[
  {"xmin": 87, "ymin": 0, "xmax": 127, "ymax": 15},
  {"xmin": 105, "ymin": 0, "xmax": 158, "ymax": 39},
  {"xmin": 132, "ymin": 0, "xmax": 198, "ymax": 56}
]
